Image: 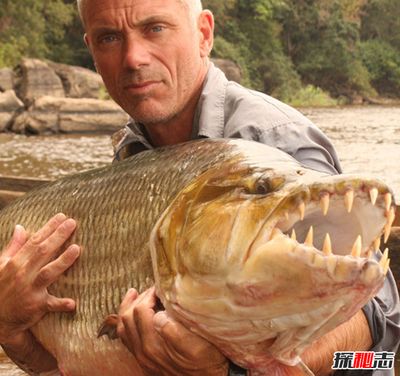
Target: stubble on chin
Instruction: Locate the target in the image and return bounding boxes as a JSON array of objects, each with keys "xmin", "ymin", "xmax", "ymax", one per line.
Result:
[{"xmin": 122, "ymin": 97, "xmax": 180, "ymax": 126}]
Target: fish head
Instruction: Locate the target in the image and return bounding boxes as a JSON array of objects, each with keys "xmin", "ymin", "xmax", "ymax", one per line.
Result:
[{"xmin": 150, "ymin": 140, "xmax": 394, "ymax": 369}]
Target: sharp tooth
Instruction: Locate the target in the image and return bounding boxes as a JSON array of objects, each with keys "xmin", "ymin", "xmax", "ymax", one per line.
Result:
[
  {"xmin": 322, "ymin": 233, "xmax": 332, "ymax": 255},
  {"xmin": 351, "ymin": 235, "xmax": 362, "ymax": 257},
  {"xmin": 384, "ymin": 259, "xmax": 390, "ymax": 275},
  {"xmin": 367, "ymin": 250, "xmax": 373, "ymax": 259},
  {"xmin": 344, "ymin": 190, "xmax": 354, "ymax": 213},
  {"xmin": 291, "ymin": 229, "xmax": 297, "ymax": 241},
  {"xmin": 284, "ymin": 211, "xmax": 289, "ymax": 220},
  {"xmin": 384, "ymin": 208, "xmax": 395, "ymax": 243},
  {"xmin": 327, "ymin": 256, "xmax": 337, "ymax": 275},
  {"xmin": 380, "ymin": 248, "xmax": 389, "ymax": 268},
  {"xmin": 373, "ymin": 237, "xmax": 381, "ymax": 253},
  {"xmin": 369, "ymin": 188, "xmax": 378, "ymax": 205},
  {"xmin": 384, "ymin": 193, "xmax": 392, "ymax": 212},
  {"xmin": 304, "ymin": 226, "xmax": 313, "ymax": 247},
  {"xmin": 320, "ymin": 194, "xmax": 330, "ymax": 216},
  {"xmin": 298, "ymin": 201, "xmax": 305, "ymax": 221}
]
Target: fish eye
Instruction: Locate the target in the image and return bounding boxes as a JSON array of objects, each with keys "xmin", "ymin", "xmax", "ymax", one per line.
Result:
[
  {"xmin": 251, "ymin": 176, "xmax": 285, "ymax": 195},
  {"xmin": 255, "ymin": 180, "xmax": 270, "ymax": 195}
]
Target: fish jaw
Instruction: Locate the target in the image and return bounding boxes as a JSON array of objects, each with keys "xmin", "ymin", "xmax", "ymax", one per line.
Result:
[
  {"xmin": 156, "ymin": 234, "xmax": 384, "ymax": 369},
  {"xmin": 150, "ymin": 161, "xmax": 395, "ymax": 371}
]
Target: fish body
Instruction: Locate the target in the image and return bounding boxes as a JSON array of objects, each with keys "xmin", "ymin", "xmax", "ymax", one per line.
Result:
[{"xmin": 0, "ymin": 139, "xmax": 394, "ymax": 375}]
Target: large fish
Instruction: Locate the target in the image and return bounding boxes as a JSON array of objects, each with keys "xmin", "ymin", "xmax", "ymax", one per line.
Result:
[{"xmin": 0, "ymin": 139, "xmax": 395, "ymax": 375}]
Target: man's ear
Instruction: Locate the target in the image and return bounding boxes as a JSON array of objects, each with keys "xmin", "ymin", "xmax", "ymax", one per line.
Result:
[
  {"xmin": 84, "ymin": 33, "xmax": 90, "ymax": 49},
  {"xmin": 198, "ymin": 10, "xmax": 214, "ymax": 58}
]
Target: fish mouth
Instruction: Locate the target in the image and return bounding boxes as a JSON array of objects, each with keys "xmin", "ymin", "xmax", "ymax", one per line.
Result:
[{"xmin": 249, "ymin": 177, "xmax": 395, "ymax": 275}]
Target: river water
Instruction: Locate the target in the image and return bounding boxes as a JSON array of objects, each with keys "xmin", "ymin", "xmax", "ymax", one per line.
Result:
[
  {"xmin": 0, "ymin": 106, "xmax": 399, "ymax": 374},
  {"xmin": 0, "ymin": 106, "xmax": 399, "ymax": 199}
]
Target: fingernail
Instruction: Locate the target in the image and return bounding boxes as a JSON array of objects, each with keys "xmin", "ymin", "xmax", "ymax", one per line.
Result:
[
  {"xmin": 68, "ymin": 245, "xmax": 80, "ymax": 257},
  {"xmin": 14, "ymin": 224, "xmax": 25, "ymax": 234},
  {"xmin": 54, "ymin": 213, "xmax": 67, "ymax": 222},
  {"xmin": 153, "ymin": 311, "xmax": 169, "ymax": 330},
  {"xmin": 63, "ymin": 218, "xmax": 76, "ymax": 230},
  {"xmin": 66, "ymin": 300, "xmax": 76, "ymax": 311},
  {"xmin": 127, "ymin": 288, "xmax": 138, "ymax": 299}
]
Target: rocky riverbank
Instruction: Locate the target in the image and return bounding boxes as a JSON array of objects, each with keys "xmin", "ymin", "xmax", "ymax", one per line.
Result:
[
  {"xmin": 0, "ymin": 58, "xmax": 242, "ymax": 135},
  {"xmin": 0, "ymin": 58, "xmax": 128, "ymax": 134}
]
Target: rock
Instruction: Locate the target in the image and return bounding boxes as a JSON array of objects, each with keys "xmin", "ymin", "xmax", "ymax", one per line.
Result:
[
  {"xmin": 12, "ymin": 108, "xmax": 58, "ymax": 134},
  {"xmin": 0, "ymin": 90, "xmax": 24, "ymax": 112},
  {"xmin": 12, "ymin": 96, "xmax": 128, "ymax": 134},
  {"xmin": 212, "ymin": 58, "xmax": 242, "ymax": 83},
  {"xmin": 17, "ymin": 58, "xmax": 65, "ymax": 104},
  {"xmin": 0, "ymin": 90, "xmax": 24, "ymax": 131},
  {"xmin": 0, "ymin": 68, "xmax": 14, "ymax": 92},
  {"xmin": 47, "ymin": 61, "xmax": 105, "ymax": 99},
  {"xmin": 58, "ymin": 98, "xmax": 129, "ymax": 133}
]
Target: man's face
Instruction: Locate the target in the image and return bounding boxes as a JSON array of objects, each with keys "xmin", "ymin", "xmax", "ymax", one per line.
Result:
[{"xmin": 84, "ymin": 0, "xmax": 212, "ymax": 125}]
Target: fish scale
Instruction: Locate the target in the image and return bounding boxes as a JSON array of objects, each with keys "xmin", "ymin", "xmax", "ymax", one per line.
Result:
[
  {"xmin": 0, "ymin": 140, "xmax": 236, "ymax": 375},
  {"xmin": 0, "ymin": 139, "xmax": 393, "ymax": 375}
]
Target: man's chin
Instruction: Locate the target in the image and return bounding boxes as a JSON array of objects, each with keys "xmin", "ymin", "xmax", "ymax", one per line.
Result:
[{"xmin": 123, "ymin": 103, "xmax": 178, "ymax": 125}]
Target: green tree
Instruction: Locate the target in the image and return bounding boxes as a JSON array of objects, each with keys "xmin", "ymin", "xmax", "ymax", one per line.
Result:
[
  {"xmin": 0, "ymin": 0, "xmax": 74, "ymax": 68},
  {"xmin": 280, "ymin": 0, "xmax": 374, "ymax": 99},
  {"xmin": 204, "ymin": 0, "xmax": 301, "ymax": 97},
  {"xmin": 361, "ymin": 0, "xmax": 400, "ymax": 53}
]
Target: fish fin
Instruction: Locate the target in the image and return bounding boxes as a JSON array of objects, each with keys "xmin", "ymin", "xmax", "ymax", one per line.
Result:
[{"xmin": 97, "ymin": 314, "xmax": 119, "ymax": 339}]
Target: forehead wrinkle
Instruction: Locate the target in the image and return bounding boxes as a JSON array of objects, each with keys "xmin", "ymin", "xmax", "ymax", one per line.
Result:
[{"xmin": 87, "ymin": 4, "xmax": 182, "ymax": 32}]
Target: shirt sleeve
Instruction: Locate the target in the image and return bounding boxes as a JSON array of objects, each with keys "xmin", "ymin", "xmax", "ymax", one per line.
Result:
[{"xmin": 362, "ymin": 253, "xmax": 400, "ymax": 354}]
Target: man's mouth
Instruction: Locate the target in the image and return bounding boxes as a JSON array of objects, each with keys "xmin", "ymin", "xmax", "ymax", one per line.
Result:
[{"xmin": 123, "ymin": 81, "xmax": 159, "ymax": 92}]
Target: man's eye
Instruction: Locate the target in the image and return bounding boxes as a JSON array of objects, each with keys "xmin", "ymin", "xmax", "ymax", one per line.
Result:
[
  {"xmin": 150, "ymin": 25, "xmax": 164, "ymax": 33},
  {"xmin": 98, "ymin": 34, "xmax": 119, "ymax": 44}
]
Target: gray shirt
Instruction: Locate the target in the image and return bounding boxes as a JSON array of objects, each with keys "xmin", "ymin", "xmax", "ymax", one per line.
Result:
[{"xmin": 113, "ymin": 63, "xmax": 400, "ymax": 375}]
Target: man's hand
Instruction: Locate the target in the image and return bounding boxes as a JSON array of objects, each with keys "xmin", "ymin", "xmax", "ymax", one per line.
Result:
[
  {"xmin": 116, "ymin": 287, "xmax": 228, "ymax": 376},
  {"xmin": 0, "ymin": 213, "xmax": 80, "ymax": 345}
]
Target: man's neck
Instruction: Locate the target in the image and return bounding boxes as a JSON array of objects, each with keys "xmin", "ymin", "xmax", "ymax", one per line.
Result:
[{"xmin": 144, "ymin": 103, "xmax": 197, "ymax": 147}]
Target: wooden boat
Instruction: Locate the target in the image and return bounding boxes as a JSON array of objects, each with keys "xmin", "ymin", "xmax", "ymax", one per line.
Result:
[{"xmin": 0, "ymin": 175, "xmax": 51, "ymax": 210}]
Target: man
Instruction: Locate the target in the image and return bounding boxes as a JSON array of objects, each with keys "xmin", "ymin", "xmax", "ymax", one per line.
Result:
[{"xmin": 0, "ymin": 0, "xmax": 399, "ymax": 375}]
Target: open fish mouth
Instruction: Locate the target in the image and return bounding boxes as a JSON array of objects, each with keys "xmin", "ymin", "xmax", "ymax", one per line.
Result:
[{"xmin": 249, "ymin": 176, "xmax": 395, "ymax": 276}]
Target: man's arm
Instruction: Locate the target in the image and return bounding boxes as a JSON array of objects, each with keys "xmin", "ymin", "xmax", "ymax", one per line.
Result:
[
  {"xmin": 2, "ymin": 331, "xmax": 58, "ymax": 375},
  {"xmin": 303, "ymin": 310, "xmax": 372, "ymax": 375},
  {"xmin": 0, "ymin": 214, "xmax": 80, "ymax": 374}
]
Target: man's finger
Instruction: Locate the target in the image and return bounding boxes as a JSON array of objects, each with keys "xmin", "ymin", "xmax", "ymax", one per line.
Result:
[
  {"xmin": 154, "ymin": 312, "xmax": 191, "ymax": 353},
  {"xmin": 119, "ymin": 288, "xmax": 139, "ymax": 313},
  {"xmin": 34, "ymin": 245, "xmax": 80, "ymax": 288},
  {"xmin": 24, "ymin": 218, "xmax": 77, "ymax": 268},
  {"xmin": 29, "ymin": 213, "xmax": 67, "ymax": 245},
  {"xmin": 154, "ymin": 311, "xmax": 223, "ymax": 364},
  {"xmin": 3, "ymin": 224, "xmax": 28, "ymax": 259},
  {"xmin": 45, "ymin": 295, "xmax": 76, "ymax": 313}
]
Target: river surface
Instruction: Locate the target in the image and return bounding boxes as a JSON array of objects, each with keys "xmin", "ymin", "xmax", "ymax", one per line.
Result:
[
  {"xmin": 0, "ymin": 106, "xmax": 399, "ymax": 199},
  {"xmin": 0, "ymin": 106, "xmax": 399, "ymax": 374}
]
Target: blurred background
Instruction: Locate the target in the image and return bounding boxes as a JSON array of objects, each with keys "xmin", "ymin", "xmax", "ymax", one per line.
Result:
[{"xmin": 2, "ymin": 0, "xmax": 400, "ymax": 106}]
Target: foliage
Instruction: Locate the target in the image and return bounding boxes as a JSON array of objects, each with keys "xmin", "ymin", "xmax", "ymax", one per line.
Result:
[
  {"xmin": 1, "ymin": 0, "xmax": 400, "ymax": 104},
  {"xmin": 359, "ymin": 39, "xmax": 400, "ymax": 97},
  {"xmin": 0, "ymin": 0, "xmax": 74, "ymax": 68},
  {"xmin": 285, "ymin": 85, "xmax": 340, "ymax": 108}
]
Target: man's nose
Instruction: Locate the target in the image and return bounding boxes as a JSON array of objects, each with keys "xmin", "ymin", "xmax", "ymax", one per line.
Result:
[{"xmin": 122, "ymin": 37, "xmax": 151, "ymax": 69}]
